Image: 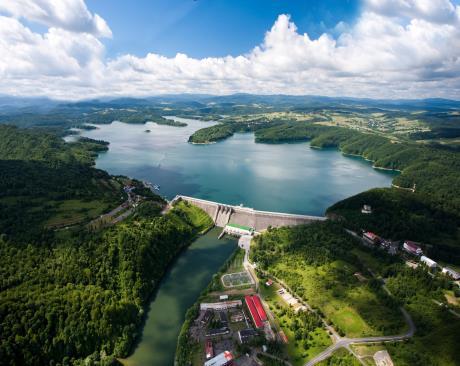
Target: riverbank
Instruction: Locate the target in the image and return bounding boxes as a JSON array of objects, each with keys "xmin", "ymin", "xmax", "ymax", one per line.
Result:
[{"xmin": 122, "ymin": 227, "xmax": 237, "ymax": 366}]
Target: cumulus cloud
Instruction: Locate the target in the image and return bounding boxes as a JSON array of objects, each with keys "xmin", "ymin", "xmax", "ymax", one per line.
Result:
[
  {"xmin": 0, "ymin": 0, "xmax": 459, "ymax": 99},
  {"xmin": 0, "ymin": 0, "xmax": 111, "ymax": 37}
]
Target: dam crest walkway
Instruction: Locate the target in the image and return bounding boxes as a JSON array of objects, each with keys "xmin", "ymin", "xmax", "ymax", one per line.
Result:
[{"xmin": 171, "ymin": 195, "xmax": 326, "ymax": 231}]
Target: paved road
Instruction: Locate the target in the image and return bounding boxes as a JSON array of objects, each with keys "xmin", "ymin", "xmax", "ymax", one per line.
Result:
[
  {"xmin": 432, "ymin": 299, "xmax": 460, "ymax": 319},
  {"xmin": 304, "ymin": 308, "xmax": 415, "ymax": 366}
]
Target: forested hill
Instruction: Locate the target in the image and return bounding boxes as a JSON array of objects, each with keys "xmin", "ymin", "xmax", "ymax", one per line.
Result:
[
  {"xmin": 0, "ymin": 125, "xmax": 215, "ymax": 365},
  {"xmin": 0, "ymin": 125, "xmax": 122, "ymax": 242},
  {"xmin": 0, "ymin": 125, "xmax": 107, "ymax": 165},
  {"xmin": 0, "ymin": 201, "xmax": 213, "ymax": 365}
]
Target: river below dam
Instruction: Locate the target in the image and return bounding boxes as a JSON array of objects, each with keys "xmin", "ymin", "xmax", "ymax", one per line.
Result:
[
  {"xmin": 122, "ymin": 227, "xmax": 237, "ymax": 366},
  {"xmin": 72, "ymin": 117, "xmax": 396, "ymax": 365}
]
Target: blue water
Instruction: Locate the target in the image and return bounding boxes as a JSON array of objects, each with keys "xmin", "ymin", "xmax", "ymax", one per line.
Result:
[{"xmin": 80, "ymin": 117, "xmax": 395, "ymax": 216}]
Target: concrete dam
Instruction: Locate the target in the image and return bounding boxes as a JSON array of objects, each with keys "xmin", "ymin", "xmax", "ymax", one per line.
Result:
[{"xmin": 172, "ymin": 195, "xmax": 326, "ymax": 231}]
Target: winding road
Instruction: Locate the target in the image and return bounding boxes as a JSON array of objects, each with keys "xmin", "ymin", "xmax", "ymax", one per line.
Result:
[
  {"xmin": 304, "ymin": 231, "xmax": 417, "ymax": 365},
  {"xmin": 304, "ymin": 300, "xmax": 415, "ymax": 366}
]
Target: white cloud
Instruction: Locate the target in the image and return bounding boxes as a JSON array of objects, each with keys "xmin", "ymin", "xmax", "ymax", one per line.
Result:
[
  {"xmin": 0, "ymin": 0, "xmax": 111, "ymax": 37},
  {"xmin": 0, "ymin": 0, "xmax": 459, "ymax": 100},
  {"xmin": 365, "ymin": 0, "xmax": 458, "ymax": 24}
]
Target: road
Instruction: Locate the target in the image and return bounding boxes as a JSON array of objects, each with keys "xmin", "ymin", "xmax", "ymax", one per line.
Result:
[
  {"xmin": 432, "ymin": 299, "xmax": 460, "ymax": 319},
  {"xmin": 304, "ymin": 299, "xmax": 415, "ymax": 366}
]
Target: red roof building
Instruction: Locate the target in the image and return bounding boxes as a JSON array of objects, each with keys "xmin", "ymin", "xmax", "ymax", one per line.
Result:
[
  {"xmin": 245, "ymin": 295, "xmax": 263, "ymax": 329},
  {"xmin": 403, "ymin": 241, "xmax": 423, "ymax": 255},
  {"xmin": 363, "ymin": 231, "xmax": 380, "ymax": 244},
  {"xmin": 251, "ymin": 295, "xmax": 268, "ymax": 322}
]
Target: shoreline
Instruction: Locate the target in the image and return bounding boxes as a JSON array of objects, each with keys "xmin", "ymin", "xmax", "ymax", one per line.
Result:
[{"xmin": 339, "ymin": 150, "xmax": 402, "ymax": 173}]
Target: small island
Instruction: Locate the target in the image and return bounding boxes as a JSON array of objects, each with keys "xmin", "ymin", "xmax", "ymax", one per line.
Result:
[{"xmin": 145, "ymin": 129, "xmax": 151, "ymax": 133}]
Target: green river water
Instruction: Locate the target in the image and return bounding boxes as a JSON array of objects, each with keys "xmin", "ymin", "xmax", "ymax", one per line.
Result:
[{"xmin": 122, "ymin": 227, "xmax": 236, "ymax": 366}]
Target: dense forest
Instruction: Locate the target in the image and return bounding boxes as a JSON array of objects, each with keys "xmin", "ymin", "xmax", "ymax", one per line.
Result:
[
  {"xmin": 0, "ymin": 125, "xmax": 214, "ymax": 365},
  {"xmin": 327, "ymin": 188, "xmax": 460, "ymax": 263},
  {"xmin": 188, "ymin": 123, "xmax": 235, "ymax": 143},
  {"xmin": 0, "ymin": 201, "xmax": 212, "ymax": 365}
]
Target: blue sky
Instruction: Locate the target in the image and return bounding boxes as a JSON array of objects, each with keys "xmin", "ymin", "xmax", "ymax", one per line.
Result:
[
  {"xmin": 0, "ymin": 0, "xmax": 459, "ymax": 99},
  {"xmin": 87, "ymin": 0, "xmax": 361, "ymax": 58}
]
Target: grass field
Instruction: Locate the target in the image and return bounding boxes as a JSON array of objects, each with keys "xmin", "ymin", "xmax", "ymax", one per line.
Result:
[
  {"xmin": 172, "ymin": 201, "xmax": 214, "ymax": 233},
  {"xmin": 260, "ymin": 283, "xmax": 332, "ymax": 366},
  {"xmin": 45, "ymin": 199, "xmax": 110, "ymax": 228},
  {"xmin": 317, "ymin": 348, "xmax": 361, "ymax": 366},
  {"xmin": 271, "ymin": 259, "xmax": 406, "ymax": 338}
]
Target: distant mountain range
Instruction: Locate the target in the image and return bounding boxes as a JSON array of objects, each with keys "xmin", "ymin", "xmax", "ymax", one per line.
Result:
[{"xmin": 1, "ymin": 93, "xmax": 460, "ymax": 113}]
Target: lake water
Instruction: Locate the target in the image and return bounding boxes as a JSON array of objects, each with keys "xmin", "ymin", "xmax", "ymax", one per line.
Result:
[{"xmin": 80, "ymin": 117, "xmax": 396, "ymax": 216}]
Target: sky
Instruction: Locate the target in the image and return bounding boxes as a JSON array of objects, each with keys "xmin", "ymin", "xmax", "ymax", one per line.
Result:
[{"xmin": 0, "ymin": 0, "xmax": 459, "ymax": 100}]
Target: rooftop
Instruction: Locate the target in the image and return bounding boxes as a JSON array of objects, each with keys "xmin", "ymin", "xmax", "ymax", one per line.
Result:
[{"xmin": 227, "ymin": 223, "xmax": 253, "ymax": 231}]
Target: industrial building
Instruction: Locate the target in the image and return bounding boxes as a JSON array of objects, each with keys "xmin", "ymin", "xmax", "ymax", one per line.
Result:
[
  {"xmin": 245, "ymin": 295, "xmax": 263, "ymax": 328},
  {"xmin": 403, "ymin": 241, "xmax": 423, "ymax": 256},
  {"xmin": 244, "ymin": 295, "xmax": 267, "ymax": 329},
  {"xmin": 442, "ymin": 267, "xmax": 460, "ymax": 280},
  {"xmin": 200, "ymin": 300, "xmax": 242, "ymax": 311},
  {"xmin": 230, "ymin": 311, "xmax": 244, "ymax": 323},
  {"xmin": 200, "ymin": 310, "xmax": 213, "ymax": 325},
  {"xmin": 204, "ymin": 351, "xmax": 234, "ymax": 366},
  {"xmin": 420, "ymin": 256, "xmax": 437, "ymax": 268},
  {"xmin": 252, "ymin": 295, "xmax": 268, "ymax": 321},
  {"xmin": 206, "ymin": 327, "xmax": 230, "ymax": 337},
  {"xmin": 224, "ymin": 223, "xmax": 254, "ymax": 236},
  {"xmin": 218, "ymin": 311, "xmax": 228, "ymax": 326},
  {"xmin": 363, "ymin": 231, "xmax": 380, "ymax": 245},
  {"xmin": 238, "ymin": 328, "xmax": 258, "ymax": 344}
]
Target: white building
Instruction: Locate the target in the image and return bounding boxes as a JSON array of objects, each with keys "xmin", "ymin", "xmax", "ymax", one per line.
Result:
[
  {"xmin": 420, "ymin": 256, "xmax": 437, "ymax": 268},
  {"xmin": 204, "ymin": 351, "xmax": 234, "ymax": 366},
  {"xmin": 442, "ymin": 267, "xmax": 460, "ymax": 280},
  {"xmin": 403, "ymin": 241, "xmax": 423, "ymax": 256},
  {"xmin": 361, "ymin": 204, "xmax": 372, "ymax": 214},
  {"xmin": 200, "ymin": 300, "xmax": 242, "ymax": 311},
  {"xmin": 224, "ymin": 223, "xmax": 254, "ymax": 237}
]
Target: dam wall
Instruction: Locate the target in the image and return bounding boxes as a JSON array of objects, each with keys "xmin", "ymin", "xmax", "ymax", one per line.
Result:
[{"xmin": 172, "ymin": 195, "xmax": 326, "ymax": 231}]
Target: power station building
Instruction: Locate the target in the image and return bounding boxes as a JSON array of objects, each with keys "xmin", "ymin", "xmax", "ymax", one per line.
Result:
[{"xmin": 224, "ymin": 223, "xmax": 254, "ymax": 236}]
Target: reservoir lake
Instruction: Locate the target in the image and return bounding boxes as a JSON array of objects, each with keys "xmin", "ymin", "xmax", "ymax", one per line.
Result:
[
  {"xmin": 75, "ymin": 117, "xmax": 396, "ymax": 365},
  {"xmin": 79, "ymin": 117, "xmax": 396, "ymax": 216}
]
